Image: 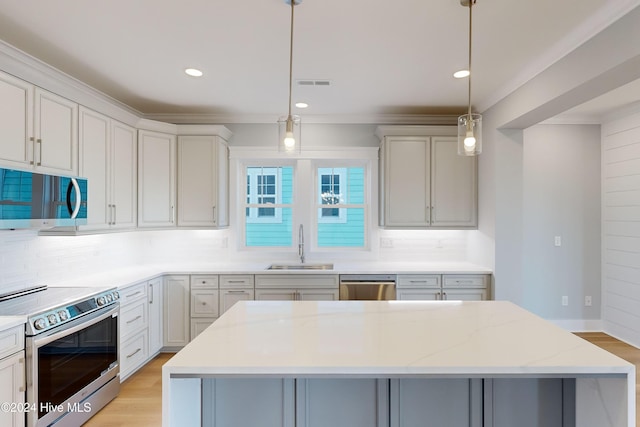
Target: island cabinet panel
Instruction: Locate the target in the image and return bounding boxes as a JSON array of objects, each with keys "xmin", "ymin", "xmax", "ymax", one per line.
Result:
[
  {"xmin": 148, "ymin": 277, "xmax": 163, "ymax": 355},
  {"xmin": 0, "ymin": 350, "xmax": 25, "ymax": 427},
  {"xmin": 202, "ymin": 379, "xmax": 295, "ymax": 427},
  {"xmin": 296, "ymin": 379, "xmax": 389, "ymax": 427},
  {"xmin": 487, "ymin": 379, "xmax": 566, "ymax": 427},
  {"xmin": 390, "ymin": 379, "xmax": 482, "ymax": 427}
]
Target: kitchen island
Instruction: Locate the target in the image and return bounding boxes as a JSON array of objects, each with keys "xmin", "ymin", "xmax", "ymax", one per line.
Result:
[{"xmin": 162, "ymin": 300, "xmax": 634, "ymax": 427}]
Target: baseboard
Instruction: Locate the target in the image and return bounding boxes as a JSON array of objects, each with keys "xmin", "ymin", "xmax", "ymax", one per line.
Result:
[{"xmin": 549, "ymin": 318, "xmax": 603, "ymax": 332}]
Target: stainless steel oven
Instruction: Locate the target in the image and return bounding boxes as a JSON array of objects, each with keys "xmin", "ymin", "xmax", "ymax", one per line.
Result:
[
  {"xmin": 0, "ymin": 286, "xmax": 120, "ymax": 426},
  {"xmin": 339, "ymin": 274, "xmax": 397, "ymax": 300}
]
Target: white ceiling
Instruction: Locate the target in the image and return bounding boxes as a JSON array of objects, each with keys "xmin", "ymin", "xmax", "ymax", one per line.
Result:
[{"xmin": 0, "ymin": 0, "xmax": 638, "ymax": 123}]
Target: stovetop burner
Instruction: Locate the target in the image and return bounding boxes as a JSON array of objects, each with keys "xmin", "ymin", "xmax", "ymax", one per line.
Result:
[{"xmin": 0, "ymin": 285, "xmax": 120, "ymax": 335}]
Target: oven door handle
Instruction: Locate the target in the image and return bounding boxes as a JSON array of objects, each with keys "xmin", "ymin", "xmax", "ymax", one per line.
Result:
[{"xmin": 31, "ymin": 304, "xmax": 119, "ymax": 348}]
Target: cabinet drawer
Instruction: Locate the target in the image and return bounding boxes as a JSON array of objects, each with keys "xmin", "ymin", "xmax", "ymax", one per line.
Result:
[
  {"xmin": 442, "ymin": 275, "xmax": 488, "ymax": 288},
  {"xmin": 0, "ymin": 325, "xmax": 24, "ymax": 360},
  {"xmin": 191, "ymin": 289, "xmax": 219, "ymax": 317},
  {"xmin": 119, "ymin": 281, "xmax": 148, "ymax": 306},
  {"xmin": 220, "ymin": 275, "xmax": 254, "ymax": 289},
  {"xmin": 255, "ymin": 274, "xmax": 339, "ymax": 289},
  {"xmin": 191, "ymin": 275, "xmax": 219, "ymax": 289},
  {"xmin": 121, "ymin": 329, "xmax": 149, "ymax": 379},
  {"xmin": 397, "ymin": 275, "xmax": 441, "ymax": 289},
  {"xmin": 120, "ymin": 299, "xmax": 148, "ymax": 339}
]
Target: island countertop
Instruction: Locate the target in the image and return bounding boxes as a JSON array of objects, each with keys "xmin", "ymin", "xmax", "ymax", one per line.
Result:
[
  {"xmin": 164, "ymin": 300, "xmax": 632, "ymax": 377},
  {"xmin": 163, "ymin": 300, "xmax": 635, "ymax": 427}
]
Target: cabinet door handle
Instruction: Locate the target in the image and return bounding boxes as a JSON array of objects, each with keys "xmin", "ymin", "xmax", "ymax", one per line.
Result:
[
  {"xmin": 226, "ymin": 290, "xmax": 246, "ymax": 294},
  {"xmin": 227, "ymin": 280, "xmax": 245, "ymax": 284},
  {"xmin": 171, "ymin": 205, "xmax": 175, "ymax": 223},
  {"xmin": 18, "ymin": 358, "xmax": 25, "ymax": 392},
  {"xmin": 29, "ymin": 137, "xmax": 35, "ymax": 164},
  {"xmin": 436, "ymin": 292, "xmax": 441, "ymax": 300},
  {"xmin": 126, "ymin": 290, "xmax": 142, "ymax": 298},
  {"xmin": 442, "ymin": 292, "xmax": 447, "ymax": 300},
  {"xmin": 149, "ymin": 283, "xmax": 154, "ymax": 304},
  {"xmin": 36, "ymin": 138, "xmax": 42, "ymax": 166},
  {"xmin": 212, "ymin": 206, "xmax": 216, "ymax": 223},
  {"xmin": 113, "ymin": 204, "xmax": 117, "ymax": 225},
  {"xmin": 126, "ymin": 348, "xmax": 142, "ymax": 359},
  {"xmin": 126, "ymin": 315, "xmax": 142, "ymax": 324}
]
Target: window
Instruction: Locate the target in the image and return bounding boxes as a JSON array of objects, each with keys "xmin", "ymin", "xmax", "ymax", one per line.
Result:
[
  {"xmin": 315, "ymin": 166, "xmax": 366, "ymax": 248},
  {"xmin": 318, "ymin": 168, "xmax": 347, "ymax": 222},
  {"xmin": 244, "ymin": 166, "xmax": 293, "ymax": 246},
  {"xmin": 240, "ymin": 158, "xmax": 370, "ymax": 251}
]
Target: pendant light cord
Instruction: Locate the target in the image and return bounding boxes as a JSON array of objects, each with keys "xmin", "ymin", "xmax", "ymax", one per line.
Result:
[
  {"xmin": 288, "ymin": 0, "xmax": 295, "ymax": 119},
  {"xmin": 467, "ymin": 0, "xmax": 473, "ymax": 119}
]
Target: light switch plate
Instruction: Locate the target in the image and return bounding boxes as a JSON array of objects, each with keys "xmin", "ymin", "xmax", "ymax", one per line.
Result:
[{"xmin": 554, "ymin": 236, "xmax": 562, "ymax": 246}]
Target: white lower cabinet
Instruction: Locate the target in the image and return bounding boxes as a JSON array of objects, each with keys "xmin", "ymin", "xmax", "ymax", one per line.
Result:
[
  {"xmin": 119, "ymin": 281, "xmax": 149, "ymax": 380},
  {"xmin": 397, "ymin": 274, "xmax": 490, "ymax": 301},
  {"xmin": 255, "ymin": 275, "xmax": 339, "ymax": 301},
  {"xmin": 163, "ymin": 275, "xmax": 190, "ymax": 348},
  {"xmin": 0, "ymin": 326, "xmax": 25, "ymax": 427},
  {"xmin": 148, "ymin": 277, "xmax": 163, "ymax": 355},
  {"xmin": 190, "ymin": 275, "xmax": 219, "ymax": 339},
  {"xmin": 219, "ymin": 275, "xmax": 254, "ymax": 315}
]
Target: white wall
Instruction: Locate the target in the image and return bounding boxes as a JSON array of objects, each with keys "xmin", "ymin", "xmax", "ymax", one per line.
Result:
[
  {"xmin": 522, "ymin": 124, "xmax": 601, "ymax": 322},
  {"xmin": 601, "ymin": 107, "xmax": 640, "ymax": 347}
]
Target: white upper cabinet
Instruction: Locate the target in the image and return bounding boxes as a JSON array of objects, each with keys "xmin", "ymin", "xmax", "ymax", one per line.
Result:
[
  {"xmin": 138, "ymin": 130, "xmax": 177, "ymax": 228},
  {"xmin": 430, "ymin": 136, "xmax": 477, "ymax": 227},
  {"xmin": 79, "ymin": 107, "xmax": 137, "ymax": 230},
  {"xmin": 377, "ymin": 126, "xmax": 477, "ymax": 228},
  {"xmin": 177, "ymin": 135, "xmax": 229, "ymax": 227},
  {"xmin": 0, "ymin": 71, "xmax": 78, "ymax": 175}
]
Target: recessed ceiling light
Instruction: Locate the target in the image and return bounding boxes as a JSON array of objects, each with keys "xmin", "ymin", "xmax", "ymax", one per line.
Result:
[
  {"xmin": 185, "ymin": 68, "xmax": 203, "ymax": 77},
  {"xmin": 295, "ymin": 102, "xmax": 309, "ymax": 108},
  {"xmin": 453, "ymin": 70, "xmax": 470, "ymax": 78}
]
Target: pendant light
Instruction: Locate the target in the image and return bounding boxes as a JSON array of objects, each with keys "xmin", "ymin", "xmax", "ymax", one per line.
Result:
[
  {"xmin": 457, "ymin": 0, "xmax": 482, "ymax": 156},
  {"xmin": 278, "ymin": 0, "xmax": 301, "ymax": 153}
]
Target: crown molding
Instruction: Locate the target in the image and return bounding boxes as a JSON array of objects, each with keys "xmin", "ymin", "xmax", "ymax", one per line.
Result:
[
  {"xmin": 142, "ymin": 112, "xmax": 460, "ymax": 126},
  {"xmin": 0, "ymin": 40, "xmax": 142, "ymax": 127}
]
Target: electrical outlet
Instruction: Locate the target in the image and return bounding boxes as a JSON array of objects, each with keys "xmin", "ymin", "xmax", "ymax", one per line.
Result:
[
  {"xmin": 585, "ymin": 296, "xmax": 592, "ymax": 307},
  {"xmin": 380, "ymin": 238, "xmax": 393, "ymax": 248},
  {"xmin": 554, "ymin": 236, "xmax": 562, "ymax": 247},
  {"xmin": 562, "ymin": 296, "xmax": 568, "ymax": 306}
]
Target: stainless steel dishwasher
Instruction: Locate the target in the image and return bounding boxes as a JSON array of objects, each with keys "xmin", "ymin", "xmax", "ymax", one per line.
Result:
[{"xmin": 339, "ymin": 274, "xmax": 397, "ymax": 300}]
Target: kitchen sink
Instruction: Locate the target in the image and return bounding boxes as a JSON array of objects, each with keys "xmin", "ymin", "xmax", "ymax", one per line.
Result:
[{"xmin": 267, "ymin": 263, "xmax": 334, "ymax": 270}]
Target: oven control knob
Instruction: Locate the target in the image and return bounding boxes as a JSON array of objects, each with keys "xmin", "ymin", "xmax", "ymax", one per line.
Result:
[
  {"xmin": 34, "ymin": 318, "xmax": 47, "ymax": 330},
  {"xmin": 47, "ymin": 314, "xmax": 58, "ymax": 325},
  {"xmin": 106, "ymin": 294, "xmax": 113, "ymax": 302},
  {"xmin": 58, "ymin": 310, "xmax": 69, "ymax": 321},
  {"xmin": 113, "ymin": 291, "xmax": 120, "ymax": 300},
  {"xmin": 97, "ymin": 296, "xmax": 107, "ymax": 306}
]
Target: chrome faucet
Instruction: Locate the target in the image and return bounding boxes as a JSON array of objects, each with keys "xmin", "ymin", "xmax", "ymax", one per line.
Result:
[{"xmin": 298, "ymin": 224, "xmax": 305, "ymax": 263}]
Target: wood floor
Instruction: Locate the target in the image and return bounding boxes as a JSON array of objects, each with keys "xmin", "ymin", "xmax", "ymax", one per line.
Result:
[{"xmin": 84, "ymin": 333, "xmax": 639, "ymax": 426}]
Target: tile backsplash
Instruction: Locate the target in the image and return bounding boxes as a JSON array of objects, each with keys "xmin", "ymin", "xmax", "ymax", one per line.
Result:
[{"xmin": 0, "ymin": 228, "xmax": 474, "ymax": 295}]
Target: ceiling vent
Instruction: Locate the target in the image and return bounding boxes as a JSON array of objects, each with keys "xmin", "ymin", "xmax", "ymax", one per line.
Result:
[{"xmin": 296, "ymin": 79, "xmax": 331, "ymax": 87}]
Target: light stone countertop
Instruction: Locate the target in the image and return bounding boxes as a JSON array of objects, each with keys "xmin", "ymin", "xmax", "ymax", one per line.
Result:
[
  {"xmin": 0, "ymin": 316, "xmax": 26, "ymax": 333},
  {"xmin": 164, "ymin": 300, "xmax": 632, "ymax": 377}
]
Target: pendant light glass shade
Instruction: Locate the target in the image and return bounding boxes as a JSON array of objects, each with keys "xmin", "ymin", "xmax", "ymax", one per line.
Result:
[
  {"xmin": 457, "ymin": 113, "xmax": 482, "ymax": 155},
  {"xmin": 278, "ymin": 114, "xmax": 301, "ymax": 153}
]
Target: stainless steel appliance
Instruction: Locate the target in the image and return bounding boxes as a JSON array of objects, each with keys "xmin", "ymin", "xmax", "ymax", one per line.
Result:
[
  {"xmin": 0, "ymin": 286, "xmax": 120, "ymax": 426},
  {"xmin": 339, "ymin": 274, "xmax": 397, "ymax": 300},
  {"xmin": 0, "ymin": 167, "xmax": 88, "ymax": 229}
]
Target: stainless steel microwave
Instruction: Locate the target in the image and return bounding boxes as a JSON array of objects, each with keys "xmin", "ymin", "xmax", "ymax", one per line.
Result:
[{"xmin": 0, "ymin": 167, "xmax": 87, "ymax": 229}]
